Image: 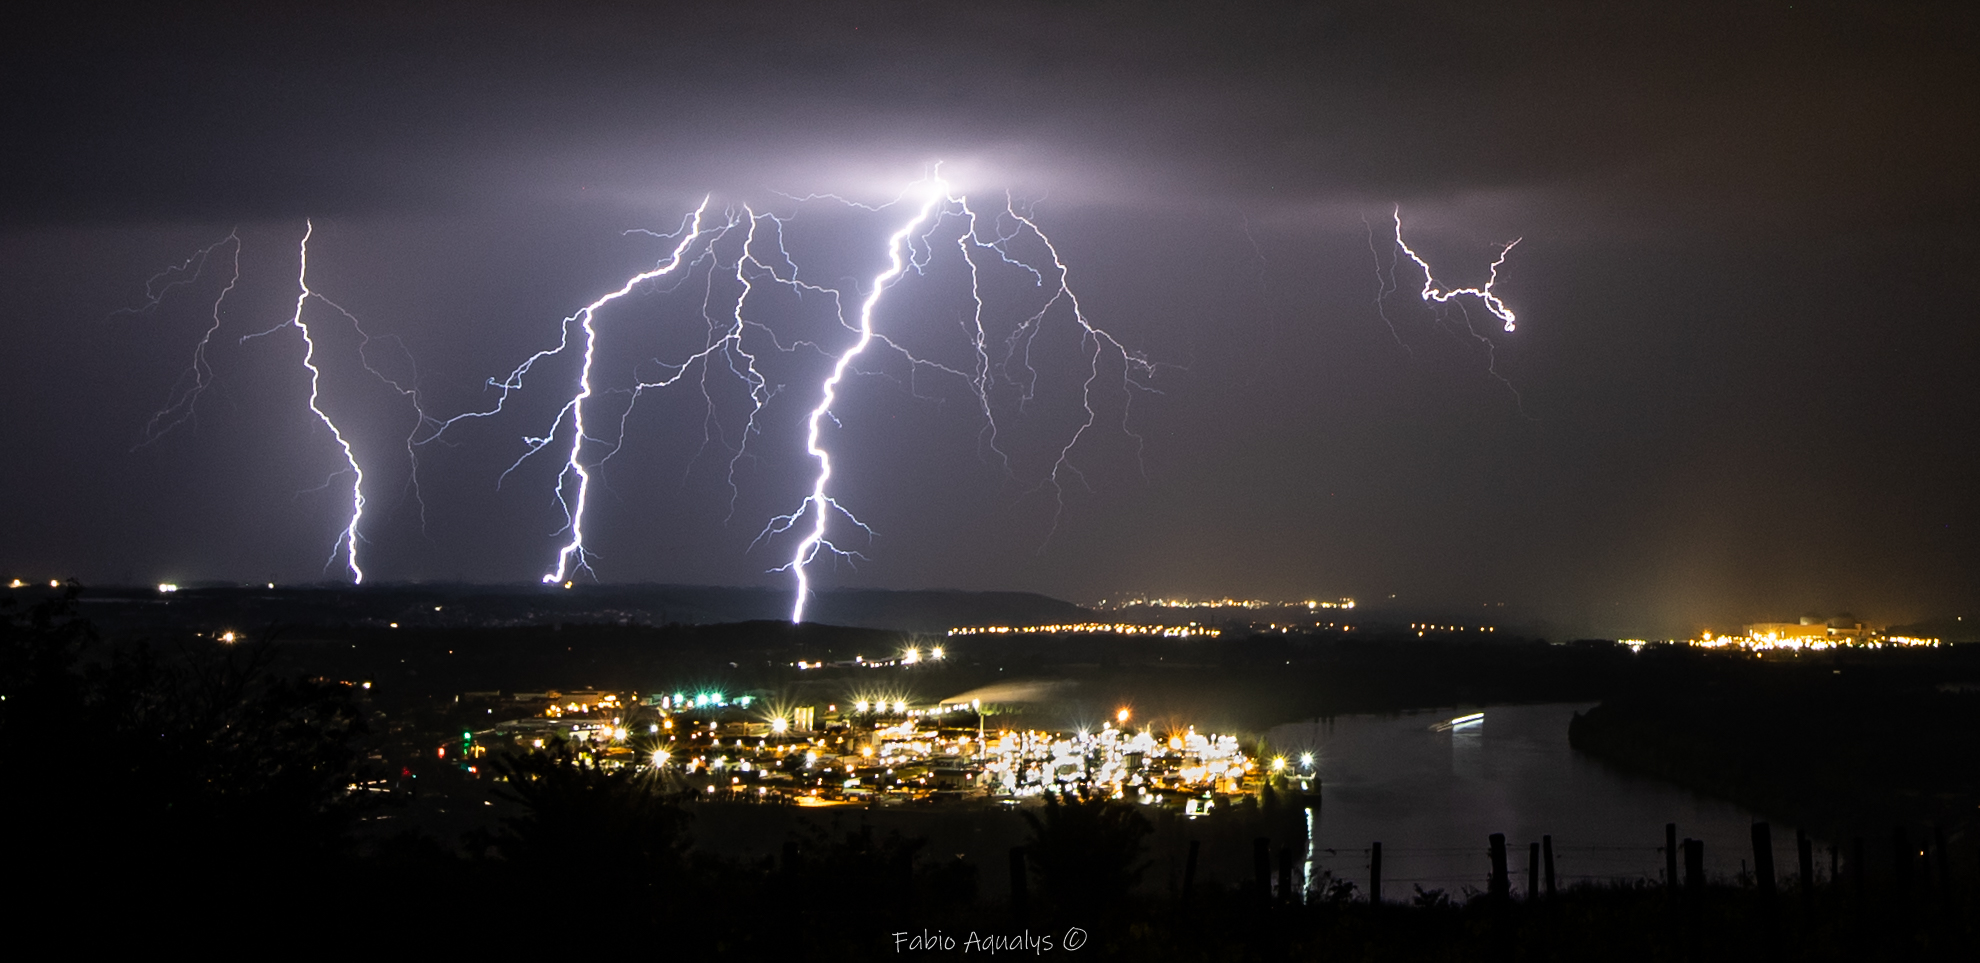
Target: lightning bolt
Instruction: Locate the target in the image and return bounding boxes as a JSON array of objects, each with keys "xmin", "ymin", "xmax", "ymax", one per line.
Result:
[
  {"xmin": 254, "ymin": 220, "xmax": 368, "ymax": 583},
  {"xmin": 765, "ymin": 173, "xmax": 1160, "ymax": 622},
  {"xmin": 537, "ymin": 203, "xmax": 716, "ymax": 585},
  {"xmin": 769, "ymin": 179, "xmax": 947, "ymax": 623},
  {"xmin": 305, "ymin": 294, "xmax": 440, "ymax": 536},
  {"xmin": 988, "ymin": 198, "xmax": 1159, "ymax": 541},
  {"xmin": 200, "ymin": 171, "xmax": 1159, "ymax": 603},
  {"xmin": 423, "ymin": 202, "xmax": 716, "ymax": 586},
  {"xmin": 1392, "ymin": 208, "xmax": 1521, "ymax": 332},
  {"xmin": 1386, "ymin": 208, "xmax": 1529, "ymax": 412},
  {"xmin": 115, "ymin": 230, "xmax": 242, "ymax": 447}
]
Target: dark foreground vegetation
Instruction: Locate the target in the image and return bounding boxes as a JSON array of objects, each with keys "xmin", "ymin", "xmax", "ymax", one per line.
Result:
[
  {"xmin": 7, "ymin": 584, "xmax": 1978, "ymax": 957},
  {"xmin": 1570, "ymin": 644, "xmax": 1980, "ymax": 844}
]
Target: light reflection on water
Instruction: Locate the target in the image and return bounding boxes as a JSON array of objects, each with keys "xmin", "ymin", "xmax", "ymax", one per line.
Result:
[{"xmin": 1272, "ymin": 703, "xmax": 1812, "ymax": 900}]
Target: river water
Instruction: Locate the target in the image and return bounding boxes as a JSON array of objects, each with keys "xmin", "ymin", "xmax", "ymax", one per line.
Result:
[{"xmin": 1268, "ymin": 703, "xmax": 1814, "ymax": 900}]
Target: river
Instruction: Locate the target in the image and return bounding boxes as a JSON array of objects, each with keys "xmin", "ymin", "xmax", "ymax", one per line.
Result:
[{"xmin": 1269, "ymin": 702, "xmax": 1816, "ymax": 900}]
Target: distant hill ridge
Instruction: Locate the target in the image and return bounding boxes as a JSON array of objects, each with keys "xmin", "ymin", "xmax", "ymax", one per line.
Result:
[{"xmin": 75, "ymin": 583, "xmax": 1094, "ymax": 635}]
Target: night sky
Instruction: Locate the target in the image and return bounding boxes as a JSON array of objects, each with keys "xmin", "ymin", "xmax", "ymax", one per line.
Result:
[{"xmin": 2, "ymin": 1, "xmax": 1974, "ymax": 637}]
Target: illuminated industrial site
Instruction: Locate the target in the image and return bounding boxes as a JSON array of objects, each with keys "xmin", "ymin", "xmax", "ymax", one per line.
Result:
[
  {"xmin": 946, "ymin": 622, "xmax": 1221, "ymax": 639},
  {"xmin": 459, "ymin": 689, "xmax": 1275, "ymax": 810},
  {"xmin": 1097, "ymin": 597, "xmax": 1355, "ymax": 612}
]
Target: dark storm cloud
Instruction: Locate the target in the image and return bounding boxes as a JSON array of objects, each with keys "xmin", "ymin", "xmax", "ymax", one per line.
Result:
[{"xmin": 8, "ymin": 1, "xmax": 1972, "ymax": 229}]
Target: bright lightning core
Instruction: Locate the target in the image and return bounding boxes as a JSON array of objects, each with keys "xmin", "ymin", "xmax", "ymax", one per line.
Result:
[
  {"xmin": 775, "ymin": 181, "xmax": 946, "ymax": 623},
  {"xmin": 281, "ymin": 221, "xmax": 366, "ymax": 583}
]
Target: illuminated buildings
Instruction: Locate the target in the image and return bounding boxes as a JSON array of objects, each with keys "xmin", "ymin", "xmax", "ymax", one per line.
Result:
[
  {"xmin": 1693, "ymin": 615, "xmax": 1940, "ymax": 651},
  {"xmin": 947, "ymin": 622, "xmax": 1219, "ymax": 639},
  {"xmin": 462, "ymin": 686, "xmax": 1271, "ymax": 811}
]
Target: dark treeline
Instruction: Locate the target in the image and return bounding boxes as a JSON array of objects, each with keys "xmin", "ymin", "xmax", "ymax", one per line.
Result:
[{"xmin": 1569, "ymin": 643, "xmax": 1980, "ymax": 845}]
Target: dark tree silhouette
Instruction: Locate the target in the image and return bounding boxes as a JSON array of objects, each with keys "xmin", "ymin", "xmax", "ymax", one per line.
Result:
[
  {"xmin": 481, "ymin": 740, "xmax": 692, "ymax": 887},
  {"xmin": 1021, "ymin": 791, "xmax": 1154, "ymax": 916},
  {"xmin": 2, "ymin": 583, "xmax": 367, "ymax": 885}
]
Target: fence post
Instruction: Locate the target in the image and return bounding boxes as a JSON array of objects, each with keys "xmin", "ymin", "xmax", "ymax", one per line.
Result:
[
  {"xmin": 1543, "ymin": 835, "xmax": 1557, "ymax": 899},
  {"xmin": 1666, "ymin": 823, "xmax": 1680, "ymax": 894},
  {"xmin": 1278, "ymin": 846, "xmax": 1295, "ymax": 905},
  {"xmin": 1753, "ymin": 822, "xmax": 1778, "ymax": 942},
  {"xmin": 1529, "ymin": 842, "xmax": 1542, "ymax": 900},
  {"xmin": 1796, "ymin": 828, "xmax": 1814, "ymax": 921},
  {"xmin": 1489, "ymin": 833, "xmax": 1510, "ymax": 900},
  {"xmin": 1753, "ymin": 823, "xmax": 1777, "ymax": 897},
  {"xmin": 1370, "ymin": 841, "xmax": 1383, "ymax": 906}
]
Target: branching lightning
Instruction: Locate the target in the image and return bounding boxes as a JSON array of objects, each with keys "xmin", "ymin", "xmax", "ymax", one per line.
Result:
[
  {"xmin": 121, "ymin": 171, "xmax": 1164, "ymax": 605},
  {"xmin": 422, "ymin": 202, "xmax": 715, "ymax": 585},
  {"xmin": 536, "ymin": 203, "xmax": 713, "ymax": 585},
  {"xmin": 763, "ymin": 172, "xmax": 1160, "ymax": 622},
  {"xmin": 989, "ymin": 197, "xmax": 1158, "ymax": 538},
  {"xmin": 1393, "ymin": 208, "xmax": 1521, "ymax": 333},
  {"xmin": 266, "ymin": 221, "xmax": 368, "ymax": 583},
  {"xmin": 1377, "ymin": 209, "xmax": 1529, "ymax": 410},
  {"xmin": 766, "ymin": 180, "xmax": 946, "ymax": 623},
  {"xmin": 117, "ymin": 230, "xmax": 242, "ymax": 447}
]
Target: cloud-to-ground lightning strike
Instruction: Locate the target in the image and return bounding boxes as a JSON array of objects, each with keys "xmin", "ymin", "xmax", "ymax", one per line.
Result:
[
  {"xmin": 128, "ymin": 224, "xmax": 440, "ymax": 576},
  {"xmin": 763, "ymin": 173, "xmax": 1159, "ymax": 622},
  {"xmin": 421, "ymin": 202, "xmax": 715, "ymax": 586},
  {"xmin": 142, "ymin": 172, "xmax": 1160, "ymax": 600},
  {"xmin": 538, "ymin": 205, "xmax": 715, "ymax": 585},
  {"xmin": 768, "ymin": 181, "xmax": 947, "ymax": 623},
  {"xmin": 264, "ymin": 221, "xmax": 368, "ymax": 583}
]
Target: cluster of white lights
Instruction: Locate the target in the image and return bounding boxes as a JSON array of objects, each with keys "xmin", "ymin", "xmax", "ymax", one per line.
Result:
[
  {"xmin": 1100, "ymin": 597, "xmax": 1354, "ymax": 611},
  {"xmin": 947, "ymin": 623, "xmax": 1219, "ymax": 638},
  {"xmin": 1693, "ymin": 632, "xmax": 1940, "ymax": 651}
]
